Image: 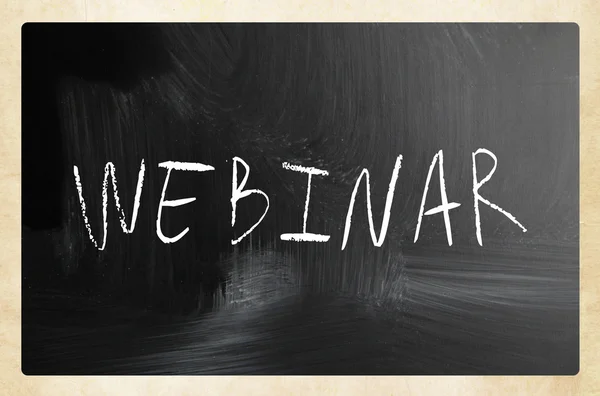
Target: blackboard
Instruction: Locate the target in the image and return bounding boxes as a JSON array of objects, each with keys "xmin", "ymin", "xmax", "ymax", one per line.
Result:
[{"xmin": 21, "ymin": 23, "xmax": 579, "ymax": 375}]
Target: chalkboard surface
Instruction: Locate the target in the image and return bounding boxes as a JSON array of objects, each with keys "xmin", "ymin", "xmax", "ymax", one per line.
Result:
[{"xmin": 22, "ymin": 23, "xmax": 579, "ymax": 375}]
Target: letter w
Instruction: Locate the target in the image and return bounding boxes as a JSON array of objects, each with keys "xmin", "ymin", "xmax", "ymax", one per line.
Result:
[{"xmin": 73, "ymin": 160, "xmax": 146, "ymax": 250}]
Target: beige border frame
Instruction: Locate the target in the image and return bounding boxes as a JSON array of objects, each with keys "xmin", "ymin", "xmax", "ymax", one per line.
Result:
[{"xmin": 2, "ymin": 1, "xmax": 596, "ymax": 394}]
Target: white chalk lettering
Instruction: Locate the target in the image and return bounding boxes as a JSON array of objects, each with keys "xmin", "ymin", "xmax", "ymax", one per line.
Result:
[
  {"xmin": 280, "ymin": 162, "xmax": 330, "ymax": 242},
  {"xmin": 156, "ymin": 161, "xmax": 215, "ymax": 244},
  {"xmin": 472, "ymin": 148, "xmax": 527, "ymax": 246},
  {"xmin": 73, "ymin": 159, "xmax": 146, "ymax": 251},
  {"xmin": 341, "ymin": 154, "xmax": 403, "ymax": 250},
  {"xmin": 72, "ymin": 150, "xmax": 526, "ymax": 250},
  {"xmin": 231, "ymin": 157, "xmax": 270, "ymax": 245},
  {"xmin": 414, "ymin": 150, "xmax": 461, "ymax": 246}
]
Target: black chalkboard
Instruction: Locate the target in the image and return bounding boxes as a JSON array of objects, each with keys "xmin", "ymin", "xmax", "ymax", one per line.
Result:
[{"xmin": 22, "ymin": 23, "xmax": 579, "ymax": 375}]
